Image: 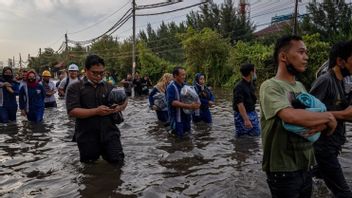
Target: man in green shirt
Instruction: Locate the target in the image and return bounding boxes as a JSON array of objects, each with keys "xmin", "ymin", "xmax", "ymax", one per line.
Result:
[{"xmin": 259, "ymin": 35, "xmax": 337, "ymax": 197}]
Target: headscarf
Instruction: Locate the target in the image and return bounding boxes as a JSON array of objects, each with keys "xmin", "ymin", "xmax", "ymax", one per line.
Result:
[
  {"xmin": 194, "ymin": 73, "xmax": 205, "ymax": 90},
  {"xmin": 2, "ymin": 67, "xmax": 14, "ymax": 82},
  {"xmin": 26, "ymin": 70, "xmax": 39, "ymax": 88}
]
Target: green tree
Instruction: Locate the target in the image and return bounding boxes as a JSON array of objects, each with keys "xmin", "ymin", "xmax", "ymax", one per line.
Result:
[
  {"xmin": 301, "ymin": 0, "xmax": 352, "ymax": 42},
  {"xmin": 225, "ymin": 41, "xmax": 273, "ymax": 87},
  {"xmin": 179, "ymin": 28, "xmax": 231, "ymax": 86},
  {"xmin": 137, "ymin": 42, "xmax": 174, "ymax": 83},
  {"xmin": 297, "ymin": 33, "xmax": 330, "ymax": 89}
]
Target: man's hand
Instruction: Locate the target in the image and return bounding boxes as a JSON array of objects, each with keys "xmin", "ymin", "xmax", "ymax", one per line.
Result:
[
  {"xmin": 244, "ymin": 119, "xmax": 253, "ymax": 129},
  {"xmin": 325, "ymin": 112, "xmax": 337, "ymax": 136},
  {"xmin": 3, "ymin": 82, "xmax": 12, "ymax": 87},
  {"xmin": 151, "ymin": 105, "xmax": 159, "ymax": 111},
  {"xmin": 208, "ymin": 101, "xmax": 215, "ymax": 107},
  {"xmin": 188, "ymin": 102, "xmax": 201, "ymax": 110},
  {"xmin": 21, "ymin": 110, "xmax": 26, "ymax": 117},
  {"xmin": 95, "ymin": 105, "xmax": 114, "ymax": 116},
  {"xmin": 303, "ymin": 124, "xmax": 327, "ymax": 137}
]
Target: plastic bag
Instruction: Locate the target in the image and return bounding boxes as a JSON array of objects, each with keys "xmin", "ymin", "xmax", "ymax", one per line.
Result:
[
  {"xmin": 180, "ymin": 85, "xmax": 199, "ymax": 114},
  {"xmin": 108, "ymin": 87, "xmax": 127, "ymax": 105},
  {"xmin": 153, "ymin": 92, "xmax": 167, "ymax": 111}
]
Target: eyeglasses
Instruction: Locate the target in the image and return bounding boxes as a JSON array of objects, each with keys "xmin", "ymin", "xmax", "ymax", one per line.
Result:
[{"xmin": 89, "ymin": 70, "xmax": 105, "ymax": 77}]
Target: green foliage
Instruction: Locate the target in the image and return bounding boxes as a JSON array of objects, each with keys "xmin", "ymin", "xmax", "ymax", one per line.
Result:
[
  {"xmin": 301, "ymin": 0, "xmax": 352, "ymax": 42},
  {"xmin": 138, "ymin": 22, "xmax": 186, "ymax": 63},
  {"xmin": 297, "ymin": 33, "xmax": 330, "ymax": 89},
  {"xmin": 225, "ymin": 41, "xmax": 273, "ymax": 87},
  {"xmin": 186, "ymin": 0, "xmax": 255, "ymax": 43},
  {"xmin": 137, "ymin": 42, "xmax": 174, "ymax": 83},
  {"xmin": 179, "ymin": 28, "xmax": 231, "ymax": 86}
]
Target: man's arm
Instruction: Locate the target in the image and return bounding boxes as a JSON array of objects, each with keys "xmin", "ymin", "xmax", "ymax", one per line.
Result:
[
  {"xmin": 171, "ymin": 100, "xmax": 200, "ymax": 110},
  {"xmin": 330, "ymin": 106, "xmax": 352, "ymax": 121},
  {"xmin": 278, "ymin": 108, "xmax": 337, "ymax": 135},
  {"xmin": 237, "ymin": 102, "xmax": 253, "ymax": 128}
]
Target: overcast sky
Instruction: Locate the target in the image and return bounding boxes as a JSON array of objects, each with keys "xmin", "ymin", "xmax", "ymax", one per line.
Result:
[{"xmin": 0, "ymin": 0, "xmax": 310, "ymax": 66}]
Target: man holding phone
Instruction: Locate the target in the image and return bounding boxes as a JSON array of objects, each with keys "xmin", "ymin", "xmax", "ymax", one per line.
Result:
[{"xmin": 66, "ymin": 55, "xmax": 127, "ymax": 164}]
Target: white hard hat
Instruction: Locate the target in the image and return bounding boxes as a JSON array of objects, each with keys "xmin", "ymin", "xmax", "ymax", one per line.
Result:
[{"xmin": 68, "ymin": 64, "xmax": 79, "ymax": 71}]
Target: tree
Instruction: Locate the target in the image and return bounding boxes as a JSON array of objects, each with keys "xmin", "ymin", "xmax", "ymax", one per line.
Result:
[
  {"xmin": 186, "ymin": 0, "xmax": 255, "ymax": 43},
  {"xmin": 301, "ymin": 0, "xmax": 352, "ymax": 42},
  {"xmin": 180, "ymin": 28, "xmax": 231, "ymax": 86}
]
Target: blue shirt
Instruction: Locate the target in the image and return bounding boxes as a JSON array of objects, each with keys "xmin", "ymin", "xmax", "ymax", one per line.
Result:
[
  {"xmin": 0, "ymin": 80, "xmax": 19, "ymax": 108},
  {"xmin": 19, "ymin": 84, "xmax": 45, "ymax": 111}
]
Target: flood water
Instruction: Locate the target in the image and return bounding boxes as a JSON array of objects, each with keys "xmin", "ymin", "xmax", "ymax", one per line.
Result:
[{"xmin": 0, "ymin": 89, "xmax": 351, "ymax": 198}]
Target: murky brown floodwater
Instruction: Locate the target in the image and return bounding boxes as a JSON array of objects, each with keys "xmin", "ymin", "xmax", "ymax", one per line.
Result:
[{"xmin": 0, "ymin": 89, "xmax": 351, "ymax": 197}]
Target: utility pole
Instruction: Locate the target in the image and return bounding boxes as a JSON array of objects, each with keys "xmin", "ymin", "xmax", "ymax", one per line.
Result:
[
  {"xmin": 12, "ymin": 56, "xmax": 15, "ymax": 68},
  {"xmin": 132, "ymin": 0, "xmax": 136, "ymax": 97},
  {"xmin": 19, "ymin": 53, "xmax": 22, "ymax": 68},
  {"xmin": 65, "ymin": 33, "xmax": 68, "ymax": 52},
  {"xmin": 293, "ymin": 0, "xmax": 299, "ymax": 35}
]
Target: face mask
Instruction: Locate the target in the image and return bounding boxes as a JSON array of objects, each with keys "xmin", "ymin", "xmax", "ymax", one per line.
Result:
[
  {"xmin": 28, "ymin": 78, "xmax": 36, "ymax": 82},
  {"xmin": 3, "ymin": 75, "xmax": 13, "ymax": 82},
  {"xmin": 340, "ymin": 66, "xmax": 351, "ymax": 77},
  {"xmin": 286, "ymin": 63, "xmax": 301, "ymax": 76},
  {"xmin": 252, "ymin": 73, "xmax": 257, "ymax": 81}
]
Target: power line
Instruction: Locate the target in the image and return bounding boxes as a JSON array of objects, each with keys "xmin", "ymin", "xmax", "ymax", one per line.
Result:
[
  {"xmin": 136, "ymin": 2, "xmax": 207, "ymax": 16},
  {"xmin": 68, "ymin": 0, "xmax": 131, "ymax": 35}
]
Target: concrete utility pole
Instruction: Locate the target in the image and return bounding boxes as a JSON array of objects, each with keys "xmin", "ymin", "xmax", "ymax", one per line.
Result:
[
  {"xmin": 65, "ymin": 33, "xmax": 68, "ymax": 52},
  {"xmin": 293, "ymin": 0, "xmax": 299, "ymax": 35},
  {"xmin": 132, "ymin": 0, "xmax": 136, "ymax": 97},
  {"xmin": 19, "ymin": 53, "xmax": 22, "ymax": 68}
]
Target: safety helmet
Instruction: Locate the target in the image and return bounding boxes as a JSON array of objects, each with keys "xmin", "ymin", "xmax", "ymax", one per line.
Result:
[
  {"xmin": 42, "ymin": 70, "xmax": 51, "ymax": 77},
  {"xmin": 68, "ymin": 64, "xmax": 79, "ymax": 71}
]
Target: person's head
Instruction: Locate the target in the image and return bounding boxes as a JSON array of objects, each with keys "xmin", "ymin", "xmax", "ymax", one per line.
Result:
[
  {"xmin": 127, "ymin": 73, "xmax": 132, "ymax": 80},
  {"xmin": 240, "ymin": 63, "xmax": 256, "ymax": 81},
  {"xmin": 194, "ymin": 73, "xmax": 206, "ymax": 86},
  {"xmin": 42, "ymin": 70, "xmax": 51, "ymax": 82},
  {"xmin": 172, "ymin": 66, "xmax": 186, "ymax": 84},
  {"xmin": 26, "ymin": 70, "xmax": 37, "ymax": 83},
  {"xmin": 135, "ymin": 72, "xmax": 140, "ymax": 79},
  {"xmin": 68, "ymin": 64, "xmax": 79, "ymax": 79},
  {"xmin": 274, "ymin": 35, "xmax": 308, "ymax": 75},
  {"xmin": 328, "ymin": 40, "xmax": 352, "ymax": 77},
  {"xmin": 144, "ymin": 76, "xmax": 149, "ymax": 80},
  {"xmin": 84, "ymin": 54, "xmax": 105, "ymax": 84},
  {"xmin": 156, "ymin": 73, "xmax": 173, "ymax": 92},
  {"xmin": 2, "ymin": 67, "xmax": 13, "ymax": 82},
  {"xmin": 21, "ymin": 69, "xmax": 28, "ymax": 80},
  {"xmin": 59, "ymin": 71, "xmax": 66, "ymax": 80}
]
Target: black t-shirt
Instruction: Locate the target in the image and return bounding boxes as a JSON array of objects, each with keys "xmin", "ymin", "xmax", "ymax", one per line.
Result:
[
  {"xmin": 233, "ymin": 79, "xmax": 257, "ymax": 112},
  {"xmin": 66, "ymin": 77, "xmax": 119, "ymax": 143},
  {"xmin": 310, "ymin": 70, "xmax": 349, "ymax": 152}
]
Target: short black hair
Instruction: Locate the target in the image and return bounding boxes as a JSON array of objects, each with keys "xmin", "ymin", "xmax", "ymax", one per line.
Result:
[
  {"xmin": 240, "ymin": 63, "xmax": 255, "ymax": 77},
  {"xmin": 85, "ymin": 54, "xmax": 105, "ymax": 69},
  {"xmin": 328, "ymin": 41, "xmax": 352, "ymax": 68},
  {"xmin": 273, "ymin": 35, "xmax": 303, "ymax": 65},
  {"xmin": 172, "ymin": 66, "xmax": 185, "ymax": 77}
]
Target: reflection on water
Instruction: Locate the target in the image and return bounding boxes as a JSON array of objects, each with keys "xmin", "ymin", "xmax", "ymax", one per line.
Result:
[{"xmin": 0, "ymin": 89, "xmax": 351, "ymax": 197}]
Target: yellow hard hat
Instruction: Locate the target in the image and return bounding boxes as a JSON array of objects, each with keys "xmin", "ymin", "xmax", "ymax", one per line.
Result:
[
  {"xmin": 42, "ymin": 70, "xmax": 51, "ymax": 77},
  {"xmin": 81, "ymin": 69, "xmax": 85, "ymax": 74}
]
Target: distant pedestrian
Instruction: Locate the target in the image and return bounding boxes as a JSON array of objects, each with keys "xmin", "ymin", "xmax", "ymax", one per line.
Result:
[
  {"xmin": 233, "ymin": 63, "xmax": 260, "ymax": 137},
  {"xmin": 19, "ymin": 70, "xmax": 45, "ymax": 123}
]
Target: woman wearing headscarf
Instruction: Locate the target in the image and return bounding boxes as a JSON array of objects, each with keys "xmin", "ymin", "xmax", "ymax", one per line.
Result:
[
  {"xmin": 0, "ymin": 67, "xmax": 20, "ymax": 123},
  {"xmin": 19, "ymin": 70, "xmax": 45, "ymax": 123},
  {"xmin": 149, "ymin": 73, "xmax": 173, "ymax": 123},
  {"xmin": 192, "ymin": 73, "xmax": 215, "ymax": 124}
]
